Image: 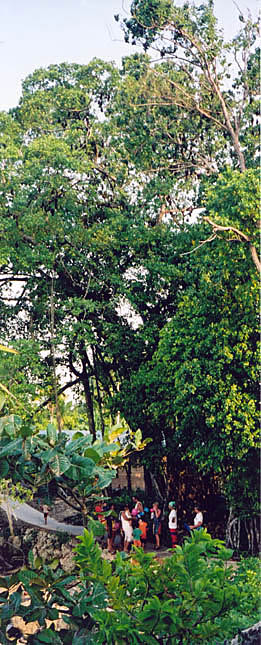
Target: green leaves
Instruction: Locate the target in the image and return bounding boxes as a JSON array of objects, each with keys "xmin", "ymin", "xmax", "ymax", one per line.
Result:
[
  {"xmin": 143, "ymin": 218, "xmax": 259, "ymax": 512},
  {"xmin": 0, "ymin": 460, "xmax": 9, "ymax": 477},
  {"xmin": 0, "ymin": 413, "xmax": 141, "ymax": 528},
  {"xmin": 203, "ymin": 168, "xmax": 260, "ymax": 271},
  {"xmin": 0, "ymin": 0, "xmax": 259, "ymax": 574},
  {"xmin": 87, "ymin": 518, "xmax": 106, "ymax": 537},
  {"xmin": 33, "ymin": 629, "xmax": 63, "ymax": 644},
  {"xmin": 73, "ymin": 528, "xmax": 246, "ymax": 643},
  {"xmin": 83, "ymin": 447, "xmax": 101, "ymax": 464},
  {"xmin": 139, "ymin": 595, "xmax": 162, "ymax": 630},
  {"xmin": 49, "ymin": 453, "xmax": 71, "ymax": 477},
  {"xmin": 0, "ymin": 437, "xmax": 23, "ymax": 458},
  {"xmin": 47, "ymin": 423, "xmax": 58, "ymax": 446},
  {"xmin": 0, "ymin": 529, "xmax": 258, "ymax": 643}
]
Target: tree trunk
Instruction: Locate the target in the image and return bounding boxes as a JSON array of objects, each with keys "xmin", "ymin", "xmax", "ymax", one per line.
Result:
[
  {"xmin": 82, "ymin": 374, "xmax": 96, "ymax": 439},
  {"xmin": 207, "ymin": 67, "xmax": 246, "ymax": 172},
  {"xmin": 92, "ymin": 347, "xmax": 105, "ymax": 436},
  {"xmin": 50, "ymin": 276, "xmax": 62, "ymax": 433},
  {"xmin": 126, "ymin": 461, "xmax": 132, "ymax": 493},
  {"xmin": 5, "ymin": 498, "xmax": 15, "ymax": 538},
  {"xmin": 250, "ymin": 243, "xmax": 261, "ymax": 274},
  {"xmin": 150, "ymin": 473, "xmax": 164, "ymax": 503},
  {"xmin": 144, "ymin": 467, "xmax": 152, "ymax": 499},
  {"xmin": 82, "ymin": 502, "xmax": 88, "ymax": 528}
]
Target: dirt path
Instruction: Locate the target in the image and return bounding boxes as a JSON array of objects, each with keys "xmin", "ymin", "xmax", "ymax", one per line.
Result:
[{"xmin": 1, "ymin": 497, "xmax": 84, "ymax": 536}]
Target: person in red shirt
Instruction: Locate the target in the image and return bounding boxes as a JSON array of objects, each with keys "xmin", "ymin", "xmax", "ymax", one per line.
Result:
[{"xmin": 95, "ymin": 502, "xmax": 106, "ymax": 524}]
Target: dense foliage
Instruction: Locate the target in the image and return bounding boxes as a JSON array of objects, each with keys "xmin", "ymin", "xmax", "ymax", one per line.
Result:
[{"xmin": 0, "ymin": 530, "xmax": 260, "ymax": 643}]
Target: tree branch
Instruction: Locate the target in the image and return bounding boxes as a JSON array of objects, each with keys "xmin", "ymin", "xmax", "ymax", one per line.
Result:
[
  {"xmin": 55, "ymin": 490, "xmax": 81, "ymax": 513},
  {"xmin": 36, "ymin": 378, "xmax": 81, "ymax": 411},
  {"xmin": 180, "ymin": 233, "xmax": 217, "ymax": 256},
  {"xmin": 204, "ymin": 217, "xmax": 260, "ymax": 273}
]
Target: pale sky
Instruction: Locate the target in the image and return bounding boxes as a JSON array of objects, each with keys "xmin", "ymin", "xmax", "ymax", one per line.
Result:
[{"xmin": 0, "ymin": 0, "xmax": 259, "ymax": 111}]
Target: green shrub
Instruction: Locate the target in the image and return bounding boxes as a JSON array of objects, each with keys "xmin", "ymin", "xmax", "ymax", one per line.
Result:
[
  {"xmin": 73, "ymin": 529, "xmax": 249, "ymax": 644},
  {"xmin": 220, "ymin": 556, "xmax": 261, "ymax": 640},
  {"xmin": 0, "ymin": 529, "xmax": 259, "ymax": 643}
]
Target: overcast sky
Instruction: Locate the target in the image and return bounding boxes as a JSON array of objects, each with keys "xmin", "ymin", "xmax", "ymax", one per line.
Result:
[{"xmin": 0, "ymin": 0, "xmax": 259, "ymax": 111}]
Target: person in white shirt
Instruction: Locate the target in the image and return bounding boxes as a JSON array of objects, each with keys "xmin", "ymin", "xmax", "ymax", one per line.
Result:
[
  {"xmin": 121, "ymin": 505, "xmax": 133, "ymax": 552},
  {"xmin": 190, "ymin": 504, "xmax": 203, "ymax": 531},
  {"xmin": 168, "ymin": 501, "xmax": 178, "ymax": 547}
]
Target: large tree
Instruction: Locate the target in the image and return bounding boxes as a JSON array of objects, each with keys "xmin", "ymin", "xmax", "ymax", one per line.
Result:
[
  {"xmin": 0, "ymin": 63, "xmax": 140, "ymax": 426},
  {"xmin": 0, "ymin": 59, "xmax": 188, "ymax": 446},
  {"xmin": 116, "ymin": 213, "xmax": 259, "ymax": 548},
  {"xmin": 115, "ymin": 0, "xmax": 260, "ymax": 269},
  {"xmin": 0, "ymin": 3, "xmax": 259, "ymax": 549}
]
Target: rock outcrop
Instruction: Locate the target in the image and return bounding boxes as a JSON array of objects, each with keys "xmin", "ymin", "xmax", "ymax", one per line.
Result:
[{"xmin": 24, "ymin": 528, "xmax": 77, "ymax": 572}]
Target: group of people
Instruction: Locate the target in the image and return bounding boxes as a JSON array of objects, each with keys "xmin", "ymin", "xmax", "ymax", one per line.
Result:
[
  {"xmin": 121, "ymin": 497, "xmax": 165, "ymax": 552},
  {"xmin": 168, "ymin": 501, "xmax": 203, "ymax": 547},
  {"xmin": 95, "ymin": 497, "xmax": 203, "ymax": 554},
  {"xmin": 95, "ymin": 496, "xmax": 151, "ymax": 554},
  {"xmin": 39, "ymin": 497, "xmax": 203, "ymax": 550}
]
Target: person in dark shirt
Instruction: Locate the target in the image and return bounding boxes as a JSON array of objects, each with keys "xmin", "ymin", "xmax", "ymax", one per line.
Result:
[{"xmin": 151, "ymin": 502, "xmax": 162, "ymax": 550}]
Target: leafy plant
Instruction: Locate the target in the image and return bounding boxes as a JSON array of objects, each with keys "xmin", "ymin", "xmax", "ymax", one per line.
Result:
[
  {"xmin": 0, "ymin": 530, "xmax": 259, "ymax": 643},
  {"xmin": 0, "ymin": 413, "xmax": 148, "ymax": 527}
]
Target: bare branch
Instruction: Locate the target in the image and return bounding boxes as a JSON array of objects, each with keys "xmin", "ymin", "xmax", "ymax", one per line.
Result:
[
  {"xmin": 204, "ymin": 217, "xmax": 261, "ymax": 273},
  {"xmin": 204, "ymin": 217, "xmax": 250, "ymax": 241},
  {"xmin": 93, "ymin": 163, "xmax": 116, "ymax": 183},
  {"xmin": 180, "ymin": 233, "xmax": 217, "ymax": 255},
  {"xmin": 36, "ymin": 378, "xmax": 81, "ymax": 411}
]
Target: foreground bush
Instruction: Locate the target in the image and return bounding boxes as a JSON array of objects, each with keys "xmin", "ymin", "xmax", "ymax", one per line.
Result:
[{"xmin": 0, "ymin": 530, "xmax": 259, "ymax": 643}]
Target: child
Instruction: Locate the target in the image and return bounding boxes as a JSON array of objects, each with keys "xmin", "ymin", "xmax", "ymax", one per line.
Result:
[
  {"xmin": 132, "ymin": 518, "xmax": 142, "ymax": 547},
  {"xmin": 138, "ymin": 516, "xmax": 148, "ymax": 550},
  {"xmin": 42, "ymin": 503, "xmax": 49, "ymax": 525}
]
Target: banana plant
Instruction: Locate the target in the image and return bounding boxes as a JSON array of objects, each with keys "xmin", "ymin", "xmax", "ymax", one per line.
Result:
[{"xmin": 0, "ymin": 414, "xmax": 149, "ymax": 528}]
